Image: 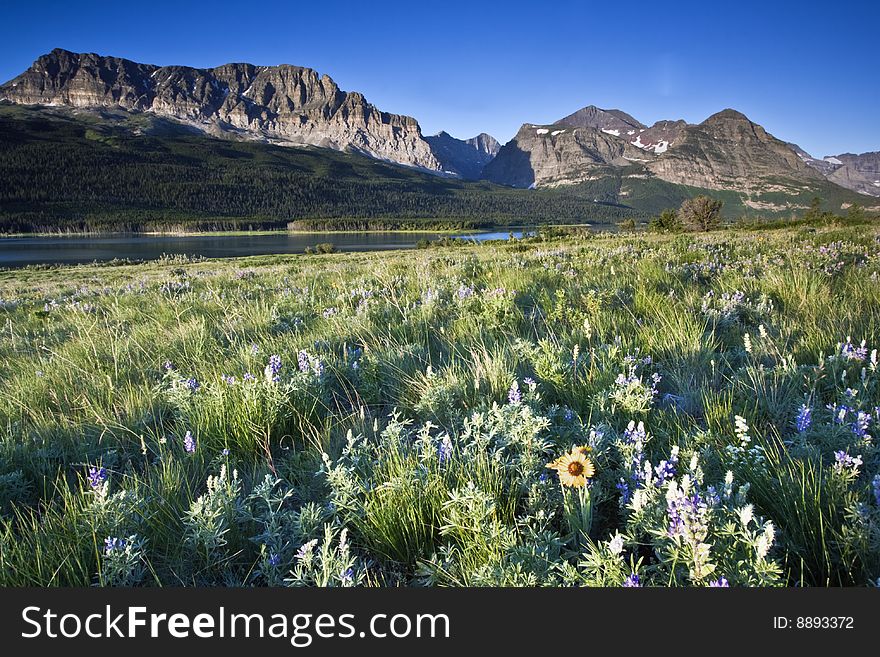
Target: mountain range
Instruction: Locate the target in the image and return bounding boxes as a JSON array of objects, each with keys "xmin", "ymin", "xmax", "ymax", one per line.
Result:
[{"xmin": 0, "ymin": 48, "xmax": 878, "ymax": 230}]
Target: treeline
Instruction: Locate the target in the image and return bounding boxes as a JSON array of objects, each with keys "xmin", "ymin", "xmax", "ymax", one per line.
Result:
[
  {"xmin": 0, "ymin": 107, "xmax": 640, "ymax": 233},
  {"xmin": 287, "ymin": 218, "xmax": 496, "ymax": 231}
]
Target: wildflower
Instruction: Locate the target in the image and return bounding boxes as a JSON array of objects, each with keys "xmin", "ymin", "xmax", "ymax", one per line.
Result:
[
  {"xmin": 623, "ymin": 421, "xmax": 647, "ymax": 444},
  {"xmin": 616, "ymin": 479, "xmax": 631, "ymax": 504},
  {"xmin": 667, "ymin": 490, "xmax": 708, "ymax": 541},
  {"xmin": 608, "ymin": 533, "xmax": 625, "ymax": 555},
  {"xmin": 709, "ymin": 577, "xmax": 730, "ymax": 587},
  {"xmin": 222, "ymin": 448, "xmax": 230, "ymax": 456},
  {"xmin": 163, "ymin": 361, "xmax": 174, "ymax": 370},
  {"xmin": 104, "ymin": 537, "xmax": 126, "ymax": 555},
  {"xmin": 250, "ymin": 344, "xmax": 260, "ymax": 355},
  {"xmin": 267, "ymin": 553, "xmax": 281, "ymax": 567},
  {"xmin": 841, "ymin": 337, "xmax": 868, "ymax": 362},
  {"xmin": 456, "ymin": 284, "xmax": 474, "ymax": 300},
  {"xmin": 221, "ymin": 374, "xmax": 236, "ymax": 385},
  {"xmin": 243, "ymin": 372, "xmax": 256, "ymax": 381},
  {"xmin": 508, "ymin": 380, "xmax": 522, "ymax": 405},
  {"xmin": 546, "ymin": 447, "xmax": 595, "ymax": 488},
  {"xmin": 184, "ymin": 377, "xmax": 200, "ymax": 392},
  {"xmin": 833, "ymin": 450, "xmax": 863, "ymax": 474},
  {"xmin": 795, "ymin": 404, "xmax": 812, "ymax": 433},
  {"xmin": 654, "ymin": 446, "xmax": 679, "ymax": 485},
  {"xmin": 852, "ymin": 411, "xmax": 871, "ymax": 438},
  {"xmin": 437, "ymin": 435, "xmax": 453, "ymax": 464},
  {"xmin": 623, "ymin": 573, "xmax": 641, "ymax": 587},
  {"xmin": 87, "ymin": 466, "xmax": 107, "ymax": 490},
  {"xmin": 734, "ymin": 415, "xmax": 751, "ymax": 446},
  {"xmin": 322, "ymin": 307, "xmax": 338, "ymax": 318},
  {"xmin": 265, "ymin": 354, "xmax": 282, "ymax": 383},
  {"xmin": 183, "ymin": 431, "xmax": 196, "ymax": 454},
  {"xmin": 296, "ymin": 539, "xmax": 318, "ymax": 560},
  {"xmin": 341, "ymin": 568, "xmax": 354, "ymax": 583}
]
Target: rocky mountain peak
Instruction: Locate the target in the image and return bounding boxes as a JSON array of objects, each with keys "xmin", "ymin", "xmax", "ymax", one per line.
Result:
[
  {"xmin": 557, "ymin": 105, "xmax": 645, "ymax": 136},
  {"xmin": 0, "ymin": 48, "xmax": 441, "ymax": 171},
  {"xmin": 703, "ymin": 108, "xmax": 752, "ymax": 124},
  {"xmin": 425, "ymin": 131, "xmax": 500, "ymax": 179}
]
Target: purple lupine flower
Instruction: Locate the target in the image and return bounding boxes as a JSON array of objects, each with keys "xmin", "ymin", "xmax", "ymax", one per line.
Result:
[
  {"xmin": 456, "ymin": 284, "xmax": 475, "ymax": 300},
  {"xmin": 841, "ymin": 338, "xmax": 868, "ymax": 362},
  {"xmin": 341, "ymin": 568, "xmax": 354, "ymax": 583},
  {"xmin": 623, "ymin": 573, "xmax": 641, "ymax": 587},
  {"xmin": 828, "ymin": 404, "xmax": 850, "ymax": 425},
  {"xmin": 104, "ymin": 537, "xmax": 126, "ymax": 555},
  {"xmin": 616, "ymin": 479, "xmax": 631, "ymax": 504},
  {"xmin": 221, "ymin": 374, "xmax": 236, "ymax": 385},
  {"xmin": 298, "ymin": 350, "xmax": 310, "ymax": 373},
  {"xmin": 265, "ymin": 354, "xmax": 282, "ymax": 382},
  {"xmin": 322, "ymin": 307, "xmax": 337, "ymax": 318},
  {"xmin": 243, "ymin": 372, "xmax": 256, "ymax": 381},
  {"xmin": 795, "ymin": 404, "xmax": 812, "ymax": 433},
  {"xmin": 267, "ymin": 552, "xmax": 281, "ymax": 567},
  {"xmin": 508, "ymin": 381, "xmax": 522, "ymax": 404},
  {"xmin": 667, "ymin": 491, "xmax": 707, "ymax": 540},
  {"xmin": 184, "ymin": 377, "xmax": 200, "ymax": 392},
  {"xmin": 852, "ymin": 411, "xmax": 871, "ymax": 438},
  {"xmin": 163, "ymin": 361, "xmax": 174, "ymax": 371},
  {"xmin": 183, "ymin": 431, "xmax": 196, "ymax": 454},
  {"xmin": 833, "ymin": 450, "xmax": 862, "ymax": 473},
  {"xmin": 222, "ymin": 448, "xmax": 230, "ymax": 456},
  {"xmin": 709, "ymin": 577, "xmax": 730, "ymax": 587},
  {"xmin": 250, "ymin": 343, "xmax": 260, "ymax": 355},
  {"xmin": 87, "ymin": 466, "xmax": 107, "ymax": 490},
  {"xmin": 438, "ymin": 435, "xmax": 453, "ymax": 464},
  {"xmin": 705, "ymin": 485, "xmax": 721, "ymax": 508},
  {"xmin": 654, "ymin": 453, "xmax": 679, "ymax": 486}
]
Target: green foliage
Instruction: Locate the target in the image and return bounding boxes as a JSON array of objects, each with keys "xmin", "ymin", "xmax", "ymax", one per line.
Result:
[
  {"xmin": 1, "ymin": 224, "xmax": 879, "ymax": 587},
  {"xmin": 679, "ymin": 195, "xmax": 723, "ymax": 231},
  {"xmin": 649, "ymin": 208, "xmax": 682, "ymax": 232}
]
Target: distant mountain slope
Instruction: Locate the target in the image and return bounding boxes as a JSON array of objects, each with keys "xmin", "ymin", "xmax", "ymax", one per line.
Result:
[
  {"xmin": 485, "ymin": 105, "xmax": 876, "ymax": 213},
  {"xmin": 0, "ymin": 48, "xmax": 442, "ymax": 171},
  {"xmin": 0, "ymin": 104, "xmax": 636, "ymax": 233},
  {"xmin": 425, "ymin": 131, "xmax": 500, "ymax": 179}
]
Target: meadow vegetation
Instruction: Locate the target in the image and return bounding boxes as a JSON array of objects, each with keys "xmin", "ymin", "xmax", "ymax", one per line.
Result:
[{"xmin": 1, "ymin": 224, "xmax": 879, "ymax": 587}]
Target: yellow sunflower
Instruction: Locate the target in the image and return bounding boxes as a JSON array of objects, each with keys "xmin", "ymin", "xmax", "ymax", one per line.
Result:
[{"xmin": 546, "ymin": 448, "xmax": 595, "ymax": 487}]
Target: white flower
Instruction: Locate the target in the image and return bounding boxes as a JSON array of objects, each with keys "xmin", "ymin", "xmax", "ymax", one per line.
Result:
[
  {"xmin": 608, "ymin": 533, "xmax": 625, "ymax": 556},
  {"xmin": 738, "ymin": 504, "xmax": 755, "ymax": 528}
]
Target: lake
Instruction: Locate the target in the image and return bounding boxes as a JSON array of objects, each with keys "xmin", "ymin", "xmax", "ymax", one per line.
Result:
[{"xmin": 0, "ymin": 229, "xmax": 543, "ymax": 268}]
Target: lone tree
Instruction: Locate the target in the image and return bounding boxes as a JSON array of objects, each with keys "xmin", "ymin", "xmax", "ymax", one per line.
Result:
[
  {"xmin": 649, "ymin": 208, "xmax": 682, "ymax": 232},
  {"xmin": 679, "ymin": 195, "xmax": 723, "ymax": 231}
]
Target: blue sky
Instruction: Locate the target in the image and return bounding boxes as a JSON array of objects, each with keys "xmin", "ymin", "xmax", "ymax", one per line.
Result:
[{"xmin": 1, "ymin": 0, "xmax": 877, "ymax": 157}]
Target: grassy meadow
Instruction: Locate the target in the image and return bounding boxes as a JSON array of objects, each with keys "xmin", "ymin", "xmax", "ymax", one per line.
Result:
[{"xmin": 1, "ymin": 224, "xmax": 879, "ymax": 587}]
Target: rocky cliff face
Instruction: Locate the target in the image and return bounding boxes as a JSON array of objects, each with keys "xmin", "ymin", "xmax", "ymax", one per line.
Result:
[
  {"xmin": 425, "ymin": 131, "xmax": 500, "ymax": 179},
  {"xmin": 643, "ymin": 109, "xmax": 824, "ymax": 194},
  {"xmin": 486, "ymin": 106, "xmax": 832, "ymax": 201},
  {"xmin": 557, "ymin": 105, "xmax": 644, "ymax": 136},
  {"xmin": 0, "ymin": 49, "xmax": 442, "ymax": 171},
  {"xmin": 483, "ymin": 122, "xmax": 649, "ymax": 188},
  {"xmin": 825, "ymin": 152, "xmax": 880, "ymax": 197}
]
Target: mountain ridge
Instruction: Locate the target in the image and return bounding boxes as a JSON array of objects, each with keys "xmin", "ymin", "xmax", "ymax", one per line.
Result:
[{"xmin": 0, "ymin": 48, "xmax": 444, "ymax": 171}]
